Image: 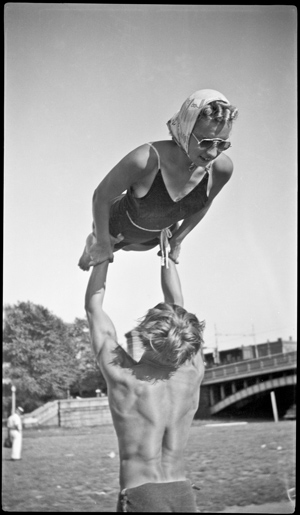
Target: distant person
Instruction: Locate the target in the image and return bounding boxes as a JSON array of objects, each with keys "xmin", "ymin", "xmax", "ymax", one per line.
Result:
[
  {"xmin": 84, "ymin": 257, "xmax": 205, "ymax": 512},
  {"xmin": 7, "ymin": 406, "xmax": 24, "ymax": 461},
  {"xmin": 78, "ymin": 88, "xmax": 238, "ymax": 271}
]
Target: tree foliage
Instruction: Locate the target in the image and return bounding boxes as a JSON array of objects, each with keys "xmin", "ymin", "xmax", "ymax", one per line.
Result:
[
  {"xmin": 3, "ymin": 301, "xmax": 106, "ymax": 413},
  {"xmin": 68, "ymin": 317, "xmax": 107, "ymax": 397}
]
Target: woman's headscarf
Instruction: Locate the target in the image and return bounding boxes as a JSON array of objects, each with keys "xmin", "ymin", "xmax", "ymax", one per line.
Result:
[{"xmin": 167, "ymin": 89, "xmax": 230, "ymax": 154}]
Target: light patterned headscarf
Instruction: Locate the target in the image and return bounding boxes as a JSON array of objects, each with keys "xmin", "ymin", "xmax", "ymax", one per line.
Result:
[{"xmin": 167, "ymin": 89, "xmax": 230, "ymax": 154}]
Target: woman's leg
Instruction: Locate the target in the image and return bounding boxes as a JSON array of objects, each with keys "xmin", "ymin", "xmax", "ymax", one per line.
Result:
[
  {"xmin": 121, "ymin": 242, "xmax": 158, "ymax": 252},
  {"xmin": 78, "ymin": 233, "xmax": 95, "ymax": 271}
]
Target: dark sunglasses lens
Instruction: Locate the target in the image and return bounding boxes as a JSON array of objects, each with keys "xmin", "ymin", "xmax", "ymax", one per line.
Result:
[
  {"xmin": 218, "ymin": 141, "xmax": 231, "ymax": 150},
  {"xmin": 199, "ymin": 140, "xmax": 213, "ymax": 149},
  {"xmin": 198, "ymin": 139, "xmax": 231, "ymax": 151}
]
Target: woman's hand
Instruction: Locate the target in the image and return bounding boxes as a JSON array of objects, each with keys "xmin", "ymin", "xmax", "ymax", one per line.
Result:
[
  {"xmin": 89, "ymin": 234, "xmax": 124, "ymax": 267},
  {"xmin": 78, "ymin": 233, "xmax": 124, "ymax": 270},
  {"xmin": 88, "ymin": 242, "xmax": 114, "ymax": 267},
  {"xmin": 157, "ymin": 238, "xmax": 181, "ymax": 264},
  {"xmin": 169, "ymin": 239, "xmax": 181, "ymax": 264}
]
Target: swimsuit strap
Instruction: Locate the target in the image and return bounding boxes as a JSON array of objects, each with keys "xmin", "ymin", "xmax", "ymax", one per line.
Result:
[
  {"xmin": 159, "ymin": 227, "xmax": 172, "ymax": 268},
  {"xmin": 147, "ymin": 142, "xmax": 161, "ymax": 170},
  {"xmin": 205, "ymin": 162, "xmax": 212, "ymax": 173}
]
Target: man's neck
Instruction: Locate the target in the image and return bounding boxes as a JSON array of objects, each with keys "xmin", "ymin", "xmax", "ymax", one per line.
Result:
[{"xmin": 139, "ymin": 351, "xmax": 177, "ymax": 370}]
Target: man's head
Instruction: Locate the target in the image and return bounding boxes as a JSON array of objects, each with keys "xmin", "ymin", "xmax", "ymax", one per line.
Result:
[
  {"xmin": 135, "ymin": 303, "xmax": 205, "ymax": 368},
  {"xmin": 16, "ymin": 407, "xmax": 24, "ymax": 415}
]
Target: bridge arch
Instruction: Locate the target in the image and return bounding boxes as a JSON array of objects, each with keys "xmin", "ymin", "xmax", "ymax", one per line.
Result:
[{"xmin": 210, "ymin": 374, "xmax": 296, "ymax": 415}]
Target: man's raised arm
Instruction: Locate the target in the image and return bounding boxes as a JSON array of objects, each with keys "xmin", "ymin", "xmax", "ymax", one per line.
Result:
[
  {"xmin": 85, "ymin": 260, "xmax": 117, "ymax": 361},
  {"xmin": 161, "ymin": 258, "xmax": 184, "ymax": 307}
]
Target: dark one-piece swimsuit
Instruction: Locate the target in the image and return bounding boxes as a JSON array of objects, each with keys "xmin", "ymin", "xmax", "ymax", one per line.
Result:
[{"xmin": 109, "ymin": 142, "xmax": 210, "ymax": 262}]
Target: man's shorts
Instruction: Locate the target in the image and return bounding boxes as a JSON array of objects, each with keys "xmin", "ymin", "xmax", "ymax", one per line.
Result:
[{"xmin": 116, "ymin": 480, "xmax": 198, "ymax": 512}]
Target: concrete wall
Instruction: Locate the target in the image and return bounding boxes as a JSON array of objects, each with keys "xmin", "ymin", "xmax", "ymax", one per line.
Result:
[
  {"xmin": 23, "ymin": 397, "xmax": 113, "ymax": 428},
  {"xmin": 23, "ymin": 400, "xmax": 59, "ymax": 428},
  {"xmin": 59, "ymin": 397, "xmax": 113, "ymax": 427}
]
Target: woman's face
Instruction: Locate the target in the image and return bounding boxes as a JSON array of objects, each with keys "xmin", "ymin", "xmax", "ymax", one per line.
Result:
[{"xmin": 187, "ymin": 117, "xmax": 232, "ymax": 166}]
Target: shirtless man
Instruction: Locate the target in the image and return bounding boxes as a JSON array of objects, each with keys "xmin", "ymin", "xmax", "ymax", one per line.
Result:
[
  {"xmin": 85, "ymin": 258, "xmax": 205, "ymax": 512},
  {"xmin": 79, "ymin": 88, "xmax": 238, "ymax": 271}
]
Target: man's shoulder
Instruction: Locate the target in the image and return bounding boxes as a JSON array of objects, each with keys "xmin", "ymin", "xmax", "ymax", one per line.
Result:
[
  {"xmin": 180, "ymin": 352, "xmax": 205, "ymax": 382},
  {"xmin": 100, "ymin": 341, "xmax": 136, "ymax": 377}
]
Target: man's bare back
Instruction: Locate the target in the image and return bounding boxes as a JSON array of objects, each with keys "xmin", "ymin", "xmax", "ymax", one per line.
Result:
[
  {"xmin": 84, "ymin": 259, "xmax": 205, "ymax": 511},
  {"xmin": 100, "ymin": 343, "xmax": 204, "ymax": 489}
]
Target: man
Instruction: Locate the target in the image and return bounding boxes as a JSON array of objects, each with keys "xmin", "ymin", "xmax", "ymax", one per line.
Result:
[
  {"xmin": 7, "ymin": 406, "xmax": 24, "ymax": 461},
  {"xmin": 85, "ymin": 258, "xmax": 205, "ymax": 512}
]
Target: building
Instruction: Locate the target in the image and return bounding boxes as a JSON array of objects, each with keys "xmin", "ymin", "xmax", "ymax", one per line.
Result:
[{"xmin": 204, "ymin": 337, "xmax": 297, "ymax": 368}]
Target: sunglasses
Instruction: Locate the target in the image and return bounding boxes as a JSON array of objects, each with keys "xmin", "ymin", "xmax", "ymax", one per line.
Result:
[{"xmin": 191, "ymin": 132, "xmax": 231, "ymax": 151}]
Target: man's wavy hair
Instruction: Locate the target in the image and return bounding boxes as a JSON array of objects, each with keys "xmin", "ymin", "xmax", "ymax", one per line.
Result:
[
  {"xmin": 199, "ymin": 100, "xmax": 239, "ymax": 123},
  {"xmin": 135, "ymin": 303, "xmax": 205, "ymax": 368}
]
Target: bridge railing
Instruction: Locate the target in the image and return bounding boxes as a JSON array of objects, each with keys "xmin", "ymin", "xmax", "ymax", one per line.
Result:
[{"xmin": 203, "ymin": 351, "xmax": 297, "ymax": 383}]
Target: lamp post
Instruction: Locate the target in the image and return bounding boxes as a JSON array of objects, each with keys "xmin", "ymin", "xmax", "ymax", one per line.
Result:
[{"xmin": 11, "ymin": 385, "xmax": 16, "ymax": 414}]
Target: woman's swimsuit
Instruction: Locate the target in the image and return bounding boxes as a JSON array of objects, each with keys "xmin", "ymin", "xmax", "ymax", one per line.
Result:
[{"xmin": 109, "ymin": 143, "xmax": 210, "ymax": 265}]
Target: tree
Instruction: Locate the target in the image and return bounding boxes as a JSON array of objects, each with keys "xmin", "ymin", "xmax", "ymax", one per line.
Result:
[
  {"xmin": 3, "ymin": 301, "xmax": 79, "ymax": 412},
  {"xmin": 68, "ymin": 317, "xmax": 107, "ymax": 397}
]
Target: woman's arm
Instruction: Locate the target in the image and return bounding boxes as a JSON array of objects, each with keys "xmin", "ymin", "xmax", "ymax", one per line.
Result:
[
  {"xmin": 169, "ymin": 154, "xmax": 234, "ymax": 262},
  {"xmin": 168, "ymin": 204, "xmax": 212, "ymax": 263},
  {"xmin": 89, "ymin": 145, "xmax": 157, "ymax": 265}
]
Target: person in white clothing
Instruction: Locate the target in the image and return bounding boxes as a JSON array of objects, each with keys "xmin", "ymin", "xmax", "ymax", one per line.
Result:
[{"xmin": 7, "ymin": 406, "xmax": 24, "ymax": 460}]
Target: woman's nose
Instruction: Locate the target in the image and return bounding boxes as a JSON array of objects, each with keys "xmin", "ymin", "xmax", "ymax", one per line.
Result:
[{"xmin": 205, "ymin": 144, "xmax": 219, "ymax": 158}]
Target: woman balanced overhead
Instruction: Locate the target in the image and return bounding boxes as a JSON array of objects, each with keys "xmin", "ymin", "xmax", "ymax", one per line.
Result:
[{"xmin": 78, "ymin": 89, "xmax": 238, "ymax": 273}]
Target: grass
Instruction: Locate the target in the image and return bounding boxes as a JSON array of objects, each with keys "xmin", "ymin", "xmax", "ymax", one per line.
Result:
[{"xmin": 2, "ymin": 420, "xmax": 296, "ymax": 512}]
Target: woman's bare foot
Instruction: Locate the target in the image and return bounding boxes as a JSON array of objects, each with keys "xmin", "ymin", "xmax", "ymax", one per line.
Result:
[{"xmin": 78, "ymin": 233, "xmax": 96, "ymax": 271}]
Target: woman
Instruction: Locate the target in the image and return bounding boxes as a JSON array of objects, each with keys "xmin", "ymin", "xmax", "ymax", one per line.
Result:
[{"xmin": 78, "ymin": 89, "xmax": 238, "ymax": 270}]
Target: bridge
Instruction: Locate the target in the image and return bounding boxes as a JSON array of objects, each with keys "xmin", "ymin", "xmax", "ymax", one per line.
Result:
[{"xmin": 199, "ymin": 351, "xmax": 296, "ymax": 417}]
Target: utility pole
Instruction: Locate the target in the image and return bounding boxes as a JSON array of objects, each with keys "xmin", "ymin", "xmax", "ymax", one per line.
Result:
[
  {"xmin": 214, "ymin": 324, "xmax": 220, "ymax": 365},
  {"xmin": 252, "ymin": 324, "xmax": 258, "ymax": 358}
]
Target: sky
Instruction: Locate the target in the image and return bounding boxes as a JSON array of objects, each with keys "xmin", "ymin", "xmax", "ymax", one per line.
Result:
[{"xmin": 4, "ymin": 4, "xmax": 297, "ymax": 353}]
